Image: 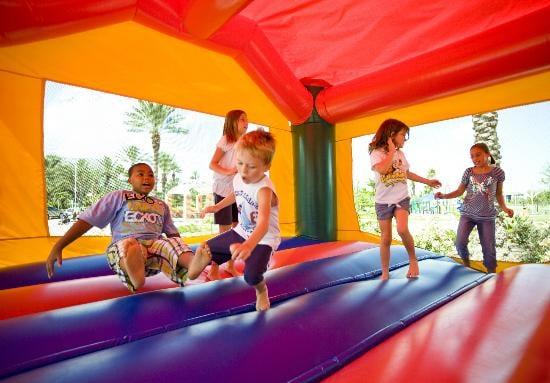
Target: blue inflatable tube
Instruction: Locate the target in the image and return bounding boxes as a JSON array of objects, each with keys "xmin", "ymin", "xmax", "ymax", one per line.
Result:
[
  {"xmin": 0, "ymin": 236, "xmax": 324, "ymax": 290},
  {"xmin": 0, "ymin": 247, "xmax": 446, "ymax": 378},
  {"xmin": 2, "ymin": 257, "xmax": 490, "ymax": 383}
]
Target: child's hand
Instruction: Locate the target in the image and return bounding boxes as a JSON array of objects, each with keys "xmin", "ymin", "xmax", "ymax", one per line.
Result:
[
  {"xmin": 387, "ymin": 137, "xmax": 396, "ymax": 153},
  {"xmin": 230, "ymin": 242, "xmax": 253, "ymax": 261},
  {"xmin": 503, "ymin": 207, "xmax": 514, "ymax": 218},
  {"xmin": 46, "ymin": 248, "xmax": 63, "ymax": 278},
  {"xmin": 434, "ymin": 192, "xmax": 444, "ymax": 199},
  {"xmin": 428, "ymin": 179, "xmax": 442, "ymax": 188},
  {"xmin": 200, "ymin": 206, "xmax": 216, "ymax": 218}
]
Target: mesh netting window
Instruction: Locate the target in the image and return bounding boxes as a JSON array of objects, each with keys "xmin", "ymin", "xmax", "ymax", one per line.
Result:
[{"xmin": 44, "ymin": 81, "xmax": 265, "ymax": 237}]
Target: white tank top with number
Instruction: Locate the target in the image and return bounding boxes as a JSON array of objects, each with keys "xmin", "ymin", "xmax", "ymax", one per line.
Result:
[{"xmin": 232, "ymin": 173, "xmax": 281, "ymax": 251}]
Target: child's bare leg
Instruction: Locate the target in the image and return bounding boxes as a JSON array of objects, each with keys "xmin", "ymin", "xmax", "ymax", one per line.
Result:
[
  {"xmin": 395, "ymin": 210, "xmax": 419, "ymax": 278},
  {"xmin": 208, "ymin": 262, "xmax": 220, "ymax": 280},
  {"xmin": 378, "ymin": 219, "xmax": 393, "ymax": 280},
  {"xmin": 225, "ymin": 259, "xmax": 239, "ymax": 276},
  {"xmin": 188, "ymin": 243, "xmax": 212, "ymax": 280},
  {"xmin": 208, "ymin": 224, "xmax": 237, "ymax": 279},
  {"xmin": 254, "ymin": 280, "xmax": 270, "ymax": 311},
  {"xmin": 120, "ymin": 239, "xmax": 147, "ymax": 290},
  {"xmin": 177, "ymin": 250, "xmax": 194, "ymax": 269}
]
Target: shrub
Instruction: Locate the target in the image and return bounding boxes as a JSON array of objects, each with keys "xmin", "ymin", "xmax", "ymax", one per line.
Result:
[
  {"xmin": 414, "ymin": 224, "xmax": 456, "ymax": 256},
  {"xmin": 498, "ymin": 214, "xmax": 550, "ymax": 263}
]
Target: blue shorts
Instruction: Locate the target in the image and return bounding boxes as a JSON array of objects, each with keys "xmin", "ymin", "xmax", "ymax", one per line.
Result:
[
  {"xmin": 375, "ymin": 197, "xmax": 411, "ymax": 220},
  {"xmin": 213, "ymin": 193, "xmax": 238, "ymax": 225},
  {"xmin": 207, "ymin": 229, "xmax": 272, "ymax": 286}
]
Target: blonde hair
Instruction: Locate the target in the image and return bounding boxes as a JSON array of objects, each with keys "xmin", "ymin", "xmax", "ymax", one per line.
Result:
[
  {"xmin": 235, "ymin": 130, "xmax": 276, "ymax": 165},
  {"xmin": 223, "ymin": 109, "xmax": 246, "ymax": 143}
]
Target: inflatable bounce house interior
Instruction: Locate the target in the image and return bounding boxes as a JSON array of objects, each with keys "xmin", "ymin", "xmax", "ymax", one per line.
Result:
[{"xmin": 0, "ymin": 1, "xmax": 549, "ymax": 382}]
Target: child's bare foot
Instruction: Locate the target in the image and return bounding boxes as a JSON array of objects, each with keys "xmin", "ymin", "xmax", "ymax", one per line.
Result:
[
  {"xmin": 255, "ymin": 282, "xmax": 270, "ymax": 311},
  {"xmin": 208, "ymin": 262, "xmax": 220, "ymax": 280},
  {"xmin": 407, "ymin": 258, "xmax": 420, "ymax": 278},
  {"xmin": 380, "ymin": 271, "xmax": 390, "ymax": 281},
  {"xmin": 188, "ymin": 244, "xmax": 212, "ymax": 280}
]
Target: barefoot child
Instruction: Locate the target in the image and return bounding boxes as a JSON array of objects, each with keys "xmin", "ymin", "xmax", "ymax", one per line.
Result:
[
  {"xmin": 189, "ymin": 130, "xmax": 280, "ymax": 311},
  {"xmin": 435, "ymin": 143, "xmax": 514, "ymax": 273},
  {"xmin": 207, "ymin": 109, "xmax": 248, "ymax": 279},
  {"xmin": 46, "ymin": 163, "xmax": 194, "ymax": 292},
  {"xmin": 369, "ymin": 119, "xmax": 441, "ymax": 280}
]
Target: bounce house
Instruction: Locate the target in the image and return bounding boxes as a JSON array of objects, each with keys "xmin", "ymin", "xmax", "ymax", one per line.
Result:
[{"xmin": 1, "ymin": 1, "xmax": 549, "ymax": 382}]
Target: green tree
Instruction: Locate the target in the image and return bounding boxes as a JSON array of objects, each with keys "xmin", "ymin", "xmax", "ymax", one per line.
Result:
[
  {"xmin": 190, "ymin": 170, "xmax": 200, "ymax": 181},
  {"xmin": 157, "ymin": 152, "xmax": 181, "ymax": 199},
  {"xmin": 542, "ymin": 163, "xmax": 550, "ymax": 188},
  {"xmin": 472, "ymin": 112, "xmax": 501, "ymax": 166},
  {"xmin": 354, "ymin": 186, "xmax": 374, "ymax": 212},
  {"xmin": 93, "ymin": 157, "xmax": 126, "ymax": 199},
  {"xmin": 121, "ymin": 145, "xmax": 151, "ymax": 168},
  {"xmin": 45, "ymin": 155, "xmax": 73, "ymax": 209},
  {"xmin": 125, "ymin": 100, "xmax": 187, "ymax": 187}
]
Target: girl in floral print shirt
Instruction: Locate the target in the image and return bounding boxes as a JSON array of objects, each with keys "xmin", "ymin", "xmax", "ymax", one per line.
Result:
[{"xmin": 435, "ymin": 143, "xmax": 514, "ymax": 273}]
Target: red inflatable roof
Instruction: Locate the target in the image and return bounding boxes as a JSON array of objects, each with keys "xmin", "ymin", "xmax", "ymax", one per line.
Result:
[{"xmin": 1, "ymin": 0, "xmax": 549, "ymax": 123}]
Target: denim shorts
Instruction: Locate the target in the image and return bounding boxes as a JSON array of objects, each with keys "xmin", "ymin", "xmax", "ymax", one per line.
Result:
[{"xmin": 375, "ymin": 197, "xmax": 411, "ymax": 220}]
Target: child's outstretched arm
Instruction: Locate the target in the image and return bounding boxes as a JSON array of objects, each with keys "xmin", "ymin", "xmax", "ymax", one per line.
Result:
[
  {"xmin": 46, "ymin": 219, "xmax": 93, "ymax": 278},
  {"xmin": 200, "ymin": 192, "xmax": 236, "ymax": 217},
  {"xmin": 496, "ymin": 182, "xmax": 514, "ymax": 217},
  {"xmin": 435, "ymin": 184, "xmax": 466, "ymax": 199},
  {"xmin": 407, "ymin": 171, "xmax": 441, "ymax": 188},
  {"xmin": 230, "ymin": 187, "xmax": 272, "ymax": 261}
]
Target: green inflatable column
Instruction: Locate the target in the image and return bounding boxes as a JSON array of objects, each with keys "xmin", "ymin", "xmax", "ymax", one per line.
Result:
[{"xmin": 292, "ymin": 86, "xmax": 336, "ymax": 240}]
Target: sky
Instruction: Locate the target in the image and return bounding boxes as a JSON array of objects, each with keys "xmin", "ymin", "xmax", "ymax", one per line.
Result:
[{"xmin": 44, "ymin": 81, "xmax": 549, "ymax": 194}]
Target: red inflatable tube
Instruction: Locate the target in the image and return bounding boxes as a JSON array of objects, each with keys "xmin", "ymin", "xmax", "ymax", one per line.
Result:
[
  {"xmin": 0, "ymin": 241, "xmax": 375, "ymax": 320},
  {"xmin": 210, "ymin": 15, "xmax": 314, "ymax": 124},
  {"xmin": 316, "ymin": 7, "xmax": 550, "ymax": 123},
  {"xmin": 324, "ymin": 265, "xmax": 550, "ymax": 383},
  {"xmin": 0, "ymin": 0, "xmax": 137, "ymax": 46},
  {"xmin": 0, "ymin": 274, "xmax": 177, "ymax": 320},
  {"xmin": 183, "ymin": 0, "xmax": 253, "ymax": 39}
]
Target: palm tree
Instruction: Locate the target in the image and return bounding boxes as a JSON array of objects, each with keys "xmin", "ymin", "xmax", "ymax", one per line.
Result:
[
  {"xmin": 45, "ymin": 155, "xmax": 74, "ymax": 209},
  {"xmin": 472, "ymin": 112, "xmax": 501, "ymax": 166},
  {"xmin": 541, "ymin": 163, "xmax": 550, "ymax": 188},
  {"xmin": 190, "ymin": 170, "xmax": 200, "ymax": 181},
  {"xmin": 157, "ymin": 152, "xmax": 181, "ymax": 199},
  {"xmin": 125, "ymin": 100, "xmax": 187, "ymax": 187},
  {"xmin": 122, "ymin": 145, "xmax": 151, "ymax": 166}
]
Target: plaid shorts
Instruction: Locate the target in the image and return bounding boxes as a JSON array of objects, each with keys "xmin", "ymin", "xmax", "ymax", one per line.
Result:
[{"xmin": 106, "ymin": 236, "xmax": 192, "ymax": 292}]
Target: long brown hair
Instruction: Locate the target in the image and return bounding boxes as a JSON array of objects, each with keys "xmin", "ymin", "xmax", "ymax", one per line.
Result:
[
  {"xmin": 223, "ymin": 109, "xmax": 246, "ymax": 143},
  {"xmin": 368, "ymin": 119, "xmax": 409, "ymax": 153}
]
